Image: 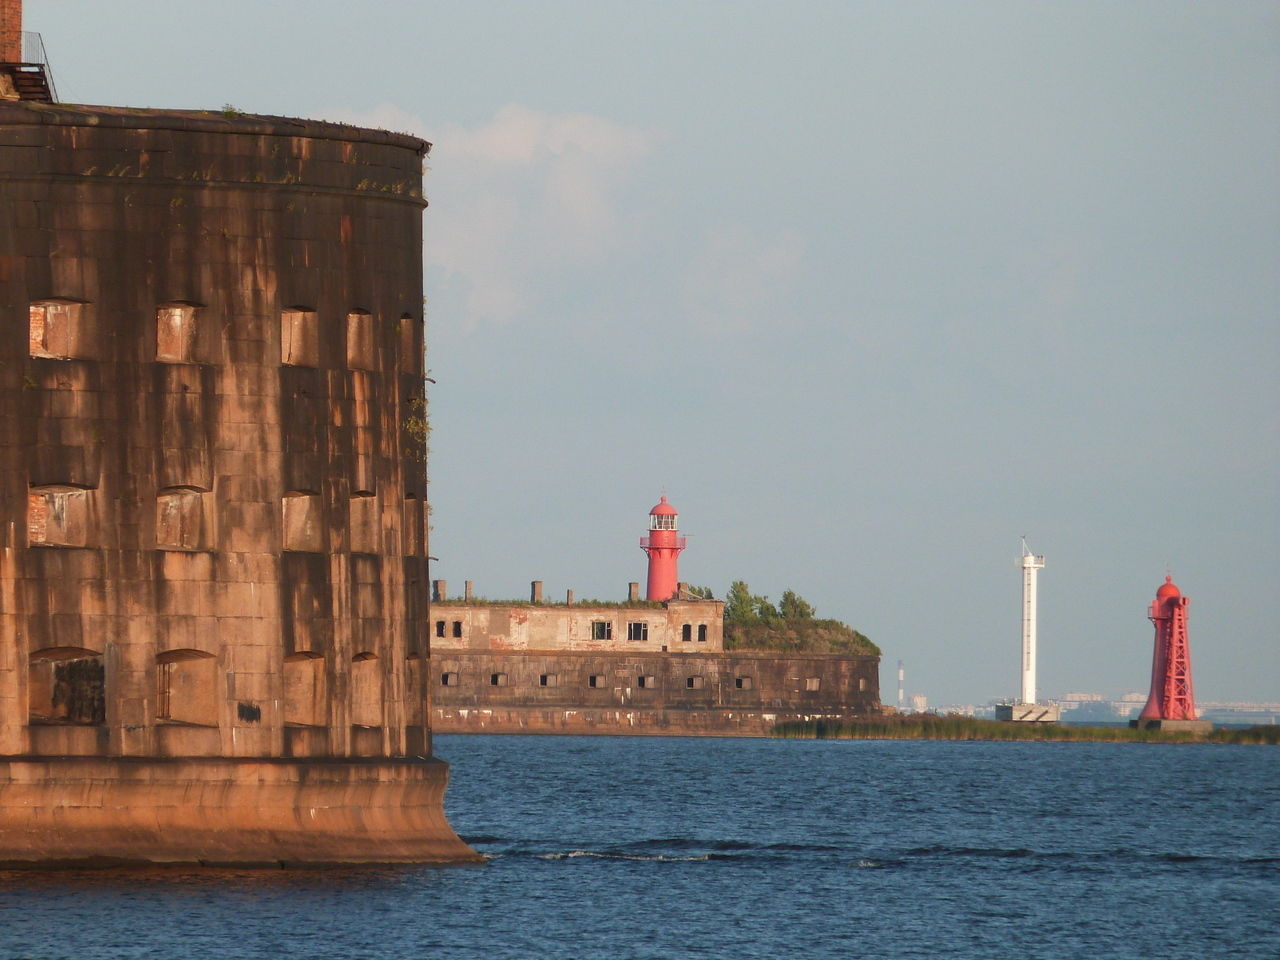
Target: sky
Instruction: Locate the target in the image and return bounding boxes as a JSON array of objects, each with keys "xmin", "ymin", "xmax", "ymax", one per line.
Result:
[{"xmin": 31, "ymin": 1, "xmax": 1279, "ymax": 706}]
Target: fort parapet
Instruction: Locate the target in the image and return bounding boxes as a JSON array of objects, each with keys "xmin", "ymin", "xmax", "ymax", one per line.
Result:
[{"xmin": 0, "ymin": 102, "xmax": 476, "ymax": 864}]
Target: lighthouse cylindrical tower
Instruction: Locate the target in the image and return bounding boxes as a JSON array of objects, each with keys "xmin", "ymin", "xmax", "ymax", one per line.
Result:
[
  {"xmin": 639, "ymin": 496, "xmax": 687, "ymax": 601},
  {"xmin": 1019, "ymin": 545, "xmax": 1045, "ymax": 705},
  {"xmin": 1135, "ymin": 576, "xmax": 1208, "ymax": 731}
]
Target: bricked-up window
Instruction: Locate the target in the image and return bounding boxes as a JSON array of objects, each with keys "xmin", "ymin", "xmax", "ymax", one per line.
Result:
[
  {"xmin": 28, "ymin": 485, "xmax": 92, "ymax": 548},
  {"xmin": 588, "ymin": 674, "xmax": 605, "ymax": 689},
  {"xmin": 698, "ymin": 624, "xmax": 708, "ymax": 642},
  {"xmin": 155, "ymin": 302, "xmax": 201, "ymax": 363},
  {"xmin": 29, "ymin": 300, "xmax": 84, "ymax": 359},
  {"xmin": 349, "ymin": 492, "xmax": 378, "ymax": 554},
  {"xmin": 681, "ymin": 624, "xmax": 692, "ymax": 642},
  {"xmin": 805, "ymin": 677, "xmax": 821, "ymax": 692},
  {"xmin": 156, "ymin": 487, "xmax": 208, "ymax": 551},
  {"xmin": 405, "ymin": 653, "xmax": 424, "ymax": 726},
  {"xmin": 539, "ymin": 673, "xmax": 559, "ymax": 688},
  {"xmin": 591, "ymin": 621, "xmax": 612, "ymax": 640},
  {"xmin": 351, "ymin": 652, "xmax": 381, "ymax": 728},
  {"xmin": 156, "ymin": 649, "xmax": 217, "ymax": 725},
  {"xmin": 282, "ymin": 491, "xmax": 321, "ymax": 552},
  {"xmin": 28, "ymin": 647, "xmax": 105, "ymax": 724},
  {"xmin": 489, "ymin": 672, "xmax": 508, "ymax": 687},
  {"xmin": 735, "ymin": 676, "xmax": 754, "ymax": 690},
  {"xmin": 441, "ymin": 672, "xmax": 459, "ymax": 687},
  {"xmin": 686, "ymin": 675, "xmax": 704, "ymax": 690},
  {"xmin": 637, "ymin": 675, "xmax": 656, "ymax": 689},
  {"xmin": 859, "ymin": 677, "xmax": 867, "ymax": 692},
  {"xmin": 435, "ymin": 620, "xmax": 446, "ymax": 638},
  {"xmin": 626, "ymin": 622, "xmax": 648, "ymax": 642},
  {"xmin": 346, "ymin": 310, "xmax": 375, "ymax": 370},
  {"xmin": 403, "ymin": 494, "xmax": 422, "ymax": 555},
  {"xmin": 281, "ymin": 307, "xmax": 319, "ymax": 367},
  {"xmin": 398, "ymin": 314, "xmax": 420, "ymax": 374},
  {"xmin": 283, "ymin": 652, "xmax": 326, "ymax": 727}
]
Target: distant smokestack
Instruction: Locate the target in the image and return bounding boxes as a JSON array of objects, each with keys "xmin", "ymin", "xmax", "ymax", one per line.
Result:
[
  {"xmin": 566, "ymin": 589, "xmax": 574, "ymax": 605},
  {"xmin": 628, "ymin": 582, "xmax": 640, "ymax": 603},
  {"xmin": 1, "ymin": 1, "xmax": 22, "ymax": 64},
  {"xmin": 897, "ymin": 659, "xmax": 904, "ymax": 709},
  {"xmin": 464, "ymin": 580, "xmax": 474, "ymax": 602},
  {"xmin": 530, "ymin": 580, "xmax": 543, "ymax": 603},
  {"xmin": 431, "ymin": 580, "xmax": 446, "ymax": 603}
]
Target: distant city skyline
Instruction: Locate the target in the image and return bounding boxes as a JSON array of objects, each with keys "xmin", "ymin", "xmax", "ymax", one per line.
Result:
[{"xmin": 33, "ymin": 0, "xmax": 1279, "ymax": 703}]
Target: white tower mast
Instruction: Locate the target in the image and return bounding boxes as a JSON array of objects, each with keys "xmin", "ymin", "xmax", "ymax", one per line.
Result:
[{"xmin": 1019, "ymin": 538, "xmax": 1045, "ymax": 705}]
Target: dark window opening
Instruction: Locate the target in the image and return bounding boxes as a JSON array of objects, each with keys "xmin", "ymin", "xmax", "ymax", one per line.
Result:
[
  {"xmin": 681, "ymin": 624, "xmax": 692, "ymax": 642},
  {"xmin": 735, "ymin": 676, "xmax": 754, "ymax": 690},
  {"xmin": 588, "ymin": 674, "xmax": 605, "ymax": 689},
  {"xmin": 490, "ymin": 672, "xmax": 508, "ymax": 687},
  {"xmin": 441, "ymin": 672, "xmax": 459, "ymax": 687},
  {"xmin": 452, "ymin": 620, "xmax": 463, "ymax": 638},
  {"xmin": 591, "ymin": 620, "xmax": 612, "ymax": 640},
  {"xmin": 697, "ymin": 624, "xmax": 708, "ymax": 642},
  {"xmin": 435, "ymin": 620, "xmax": 445, "ymax": 638},
  {"xmin": 539, "ymin": 674, "xmax": 558, "ymax": 688},
  {"xmin": 686, "ymin": 675, "xmax": 704, "ymax": 690},
  {"xmin": 637, "ymin": 675, "xmax": 656, "ymax": 689},
  {"xmin": 626, "ymin": 621, "xmax": 648, "ymax": 642}
]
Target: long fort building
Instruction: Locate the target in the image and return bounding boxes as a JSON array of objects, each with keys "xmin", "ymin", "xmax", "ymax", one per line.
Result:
[{"xmin": 0, "ymin": 95, "xmax": 476, "ymax": 863}]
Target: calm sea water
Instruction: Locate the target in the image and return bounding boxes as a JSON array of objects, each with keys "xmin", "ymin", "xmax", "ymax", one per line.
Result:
[{"xmin": 1, "ymin": 735, "xmax": 1277, "ymax": 959}]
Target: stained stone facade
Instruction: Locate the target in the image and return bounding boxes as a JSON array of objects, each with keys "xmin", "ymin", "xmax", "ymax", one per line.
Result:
[{"xmin": 0, "ymin": 101, "xmax": 476, "ymax": 864}]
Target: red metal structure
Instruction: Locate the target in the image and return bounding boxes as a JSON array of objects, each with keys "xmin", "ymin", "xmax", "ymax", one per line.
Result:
[
  {"xmin": 1138, "ymin": 576, "xmax": 1199, "ymax": 722},
  {"xmin": 639, "ymin": 496, "xmax": 687, "ymax": 601}
]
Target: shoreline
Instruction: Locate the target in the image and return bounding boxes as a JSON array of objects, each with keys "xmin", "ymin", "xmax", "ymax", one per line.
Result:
[{"xmin": 771, "ymin": 715, "xmax": 1280, "ymax": 745}]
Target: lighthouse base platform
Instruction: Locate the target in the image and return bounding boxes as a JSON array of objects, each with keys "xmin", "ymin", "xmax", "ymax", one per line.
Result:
[
  {"xmin": 996, "ymin": 703, "xmax": 1061, "ymax": 723},
  {"xmin": 1129, "ymin": 718, "xmax": 1212, "ymax": 734}
]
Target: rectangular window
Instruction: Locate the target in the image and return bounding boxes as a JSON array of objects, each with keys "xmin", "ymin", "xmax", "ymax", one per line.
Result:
[
  {"xmin": 349, "ymin": 493, "xmax": 378, "ymax": 554},
  {"xmin": 282, "ymin": 491, "xmax": 321, "ymax": 551},
  {"xmin": 697, "ymin": 624, "xmax": 708, "ymax": 643},
  {"xmin": 28, "ymin": 485, "xmax": 91, "ymax": 548},
  {"xmin": 681, "ymin": 624, "xmax": 692, "ymax": 642},
  {"xmin": 435, "ymin": 620, "xmax": 445, "ymax": 638},
  {"xmin": 283, "ymin": 653, "xmax": 326, "ymax": 727},
  {"xmin": 346, "ymin": 310, "xmax": 375, "ymax": 370},
  {"xmin": 591, "ymin": 621, "xmax": 612, "ymax": 640},
  {"xmin": 626, "ymin": 622, "xmax": 648, "ymax": 642},
  {"xmin": 157, "ymin": 650, "xmax": 217, "ymax": 725},
  {"xmin": 156, "ymin": 487, "xmax": 207, "ymax": 550},
  {"xmin": 735, "ymin": 676, "xmax": 754, "ymax": 690},
  {"xmin": 441, "ymin": 672, "xmax": 459, "ymax": 687},
  {"xmin": 686, "ymin": 675, "xmax": 704, "ymax": 690},
  {"xmin": 805, "ymin": 677, "xmax": 821, "ymax": 692},
  {"xmin": 452, "ymin": 621, "xmax": 463, "ymax": 638},
  {"xmin": 637, "ymin": 675, "xmax": 656, "ymax": 689},
  {"xmin": 29, "ymin": 300, "xmax": 83, "ymax": 359},
  {"xmin": 859, "ymin": 677, "xmax": 867, "ymax": 692},
  {"xmin": 281, "ymin": 308, "xmax": 318, "ymax": 367},
  {"xmin": 28, "ymin": 648, "xmax": 105, "ymax": 724},
  {"xmin": 490, "ymin": 672, "xmax": 508, "ymax": 687},
  {"xmin": 539, "ymin": 674, "xmax": 558, "ymax": 688},
  {"xmin": 588, "ymin": 674, "xmax": 605, "ymax": 689},
  {"xmin": 155, "ymin": 302, "xmax": 200, "ymax": 363}
]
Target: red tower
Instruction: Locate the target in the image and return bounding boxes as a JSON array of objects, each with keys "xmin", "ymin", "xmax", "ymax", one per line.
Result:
[
  {"xmin": 1137, "ymin": 576, "xmax": 1203, "ymax": 726},
  {"xmin": 639, "ymin": 496, "xmax": 687, "ymax": 601}
]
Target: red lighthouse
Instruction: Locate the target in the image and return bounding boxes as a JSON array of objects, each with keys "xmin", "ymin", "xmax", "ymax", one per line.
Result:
[
  {"xmin": 640, "ymin": 496, "xmax": 687, "ymax": 601},
  {"xmin": 1135, "ymin": 576, "xmax": 1210, "ymax": 732}
]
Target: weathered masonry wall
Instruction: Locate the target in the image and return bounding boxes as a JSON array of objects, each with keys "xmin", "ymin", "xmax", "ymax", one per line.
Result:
[
  {"xmin": 431, "ymin": 600, "xmax": 725, "ymax": 654},
  {"xmin": 0, "ymin": 102, "xmax": 475, "ymax": 863},
  {"xmin": 432, "ymin": 650, "xmax": 881, "ymax": 736}
]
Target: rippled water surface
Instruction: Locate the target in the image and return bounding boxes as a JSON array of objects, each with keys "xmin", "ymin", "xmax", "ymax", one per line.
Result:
[{"xmin": 2, "ymin": 736, "xmax": 1277, "ymax": 959}]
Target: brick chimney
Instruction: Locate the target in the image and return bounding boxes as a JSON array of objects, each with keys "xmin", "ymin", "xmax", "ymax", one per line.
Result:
[{"xmin": 1, "ymin": 0, "xmax": 22, "ymax": 64}]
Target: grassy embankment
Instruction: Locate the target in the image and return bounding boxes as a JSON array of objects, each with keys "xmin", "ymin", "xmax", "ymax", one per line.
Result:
[
  {"xmin": 724, "ymin": 619, "xmax": 879, "ymax": 656},
  {"xmin": 772, "ymin": 714, "xmax": 1280, "ymax": 745}
]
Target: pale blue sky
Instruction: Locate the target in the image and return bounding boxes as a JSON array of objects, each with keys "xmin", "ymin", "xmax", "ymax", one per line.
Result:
[{"xmin": 32, "ymin": 1, "xmax": 1279, "ymax": 704}]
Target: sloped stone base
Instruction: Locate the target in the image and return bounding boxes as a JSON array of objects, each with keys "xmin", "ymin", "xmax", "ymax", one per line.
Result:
[{"xmin": 0, "ymin": 756, "xmax": 481, "ymax": 866}]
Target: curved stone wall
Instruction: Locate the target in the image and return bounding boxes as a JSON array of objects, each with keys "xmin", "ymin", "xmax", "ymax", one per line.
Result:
[{"xmin": 0, "ymin": 102, "xmax": 474, "ymax": 863}]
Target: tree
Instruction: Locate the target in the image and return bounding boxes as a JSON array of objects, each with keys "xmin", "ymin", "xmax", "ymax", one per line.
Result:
[
  {"xmin": 779, "ymin": 589, "xmax": 814, "ymax": 620},
  {"xmin": 724, "ymin": 580, "xmax": 758, "ymax": 624}
]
